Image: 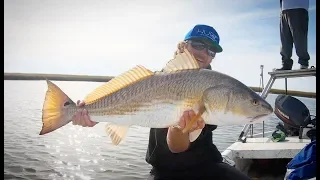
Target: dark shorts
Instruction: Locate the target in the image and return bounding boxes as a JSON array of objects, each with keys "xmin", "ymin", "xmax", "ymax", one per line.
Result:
[{"xmin": 147, "ymin": 162, "xmax": 251, "ymax": 180}]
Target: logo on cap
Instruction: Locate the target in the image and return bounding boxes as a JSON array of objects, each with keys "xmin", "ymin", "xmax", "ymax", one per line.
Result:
[{"xmin": 196, "ymin": 28, "xmax": 219, "ymax": 43}]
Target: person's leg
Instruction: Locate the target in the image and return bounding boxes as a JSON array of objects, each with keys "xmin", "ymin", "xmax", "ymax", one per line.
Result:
[
  {"xmin": 279, "ymin": 11, "xmax": 294, "ymax": 70},
  {"xmin": 287, "ymin": 8, "xmax": 310, "ymax": 68},
  {"xmin": 207, "ymin": 162, "xmax": 251, "ymax": 180}
]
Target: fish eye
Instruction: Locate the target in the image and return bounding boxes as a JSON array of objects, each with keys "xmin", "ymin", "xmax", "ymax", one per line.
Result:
[{"xmin": 251, "ymin": 99, "xmax": 259, "ymax": 105}]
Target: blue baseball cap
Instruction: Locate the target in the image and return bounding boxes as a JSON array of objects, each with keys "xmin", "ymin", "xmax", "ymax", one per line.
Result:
[{"xmin": 184, "ymin": 24, "xmax": 223, "ymax": 53}]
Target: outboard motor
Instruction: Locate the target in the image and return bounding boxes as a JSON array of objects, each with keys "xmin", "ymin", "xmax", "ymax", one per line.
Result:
[{"xmin": 274, "ymin": 95, "xmax": 316, "ymax": 140}]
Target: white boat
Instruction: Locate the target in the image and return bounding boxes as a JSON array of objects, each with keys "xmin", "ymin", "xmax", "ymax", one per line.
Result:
[{"xmin": 221, "ymin": 67, "xmax": 316, "ymax": 180}]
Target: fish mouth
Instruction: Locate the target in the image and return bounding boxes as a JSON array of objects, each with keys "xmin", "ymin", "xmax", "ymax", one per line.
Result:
[
  {"xmin": 260, "ymin": 101, "xmax": 274, "ymax": 113},
  {"xmin": 249, "ymin": 114, "xmax": 269, "ymax": 122}
]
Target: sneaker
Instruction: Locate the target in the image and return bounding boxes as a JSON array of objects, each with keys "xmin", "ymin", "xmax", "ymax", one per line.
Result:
[
  {"xmin": 275, "ymin": 66, "xmax": 292, "ymax": 71},
  {"xmin": 300, "ymin": 65, "xmax": 308, "ymax": 69}
]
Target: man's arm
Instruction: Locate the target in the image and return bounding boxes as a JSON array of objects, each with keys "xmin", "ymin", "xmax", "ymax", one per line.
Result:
[{"xmin": 167, "ymin": 126, "xmax": 190, "ymax": 153}]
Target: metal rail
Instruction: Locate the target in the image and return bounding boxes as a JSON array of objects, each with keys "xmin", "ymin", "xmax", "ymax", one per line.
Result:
[
  {"xmin": 4, "ymin": 72, "xmax": 114, "ymax": 82},
  {"xmin": 3, "ymin": 72, "xmax": 316, "ymax": 98}
]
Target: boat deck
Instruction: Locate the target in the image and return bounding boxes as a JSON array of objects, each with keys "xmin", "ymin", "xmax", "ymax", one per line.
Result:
[{"xmin": 226, "ymin": 137, "xmax": 311, "ymax": 159}]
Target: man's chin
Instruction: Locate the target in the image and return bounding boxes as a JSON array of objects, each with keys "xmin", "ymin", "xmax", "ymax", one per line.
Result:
[{"xmin": 198, "ymin": 62, "xmax": 207, "ymax": 68}]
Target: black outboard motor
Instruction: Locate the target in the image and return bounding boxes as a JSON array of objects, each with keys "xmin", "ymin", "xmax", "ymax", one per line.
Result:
[{"xmin": 274, "ymin": 95, "xmax": 315, "ymax": 139}]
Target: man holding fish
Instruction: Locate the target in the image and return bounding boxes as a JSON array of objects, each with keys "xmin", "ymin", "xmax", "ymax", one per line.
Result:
[
  {"xmin": 68, "ymin": 24, "xmax": 255, "ymax": 179},
  {"xmin": 41, "ymin": 24, "xmax": 272, "ymax": 179}
]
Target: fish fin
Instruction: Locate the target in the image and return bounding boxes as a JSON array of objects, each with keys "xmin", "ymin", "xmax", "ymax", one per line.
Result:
[
  {"xmin": 105, "ymin": 124, "xmax": 129, "ymax": 145},
  {"xmin": 84, "ymin": 65, "xmax": 153, "ymax": 104},
  {"xmin": 189, "ymin": 129, "xmax": 203, "ymax": 142},
  {"xmin": 182, "ymin": 105, "xmax": 206, "ymax": 134},
  {"xmin": 162, "ymin": 49, "xmax": 200, "ymax": 73},
  {"xmin": 40, "ymin": 80, "xmax": 76, "ymax": 135}
]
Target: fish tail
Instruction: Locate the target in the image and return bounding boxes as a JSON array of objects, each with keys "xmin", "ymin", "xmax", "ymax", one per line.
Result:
[{"xmin": 40, "ymin": 80, "xmax": 76, "ymax": 135}]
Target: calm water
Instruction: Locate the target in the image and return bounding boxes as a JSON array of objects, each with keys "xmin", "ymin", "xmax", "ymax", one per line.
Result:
[{"xmin": 4, "ymin": 81, "xmax": 316, "ymax": 180}]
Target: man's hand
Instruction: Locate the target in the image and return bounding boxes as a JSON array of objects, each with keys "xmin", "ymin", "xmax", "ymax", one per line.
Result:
[
  {"xmin": 174, "ymin": 41, "xmax": 187, "ymax": 57},
  {"xmin": 167, "ymin": 110, "xmax": 205, "ymax": 153},
  {"xmin": 72, "ymin": 100, "xmax": 98, "ymax": 127},
  {"xmin": 178, "ymin": 110, "xmax": 205, "ymax": 133}
]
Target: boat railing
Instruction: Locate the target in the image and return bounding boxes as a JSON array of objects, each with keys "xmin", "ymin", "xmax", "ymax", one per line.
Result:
[{"xmin": 238, "ymin": 67, "xmax": 316, "ymax": 143}]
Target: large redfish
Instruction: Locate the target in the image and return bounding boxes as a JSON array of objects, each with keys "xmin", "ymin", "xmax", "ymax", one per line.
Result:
[{"xmin": 40, "ymin": 49, "xmax": 273, "ymax": 145}]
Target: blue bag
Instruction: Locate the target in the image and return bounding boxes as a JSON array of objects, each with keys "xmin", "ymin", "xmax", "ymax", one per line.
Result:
[{"xmin": 284, "ymin": 140, "xmax": 316, "ymax": 180}]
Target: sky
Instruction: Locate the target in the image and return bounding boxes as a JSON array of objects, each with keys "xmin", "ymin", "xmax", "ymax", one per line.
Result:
[{"xmin": 4, "ymin": 0, "xmax": 316, "ymax": 92}]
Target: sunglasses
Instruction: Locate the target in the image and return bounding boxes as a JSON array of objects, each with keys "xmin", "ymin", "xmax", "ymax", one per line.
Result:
[{"xmin": 187, "ymin": 40, "xmax": 216, "ymax": 57}]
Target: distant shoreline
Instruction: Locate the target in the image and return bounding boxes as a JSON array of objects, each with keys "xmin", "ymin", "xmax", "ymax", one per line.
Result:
[{"xmin": 4, "ymin": 72, "xmax": 316, "ymax": 98}]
